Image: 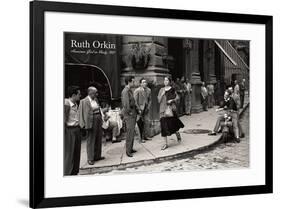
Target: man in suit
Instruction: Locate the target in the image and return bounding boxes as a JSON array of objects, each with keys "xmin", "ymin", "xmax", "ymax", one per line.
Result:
[
  {"xmin": 134, "ymin": 78, "xmax": 152, "ymax": 143},
  {"xmin": 64, "ymin": 86, "xmax": 82, "ymax": 175},
  {"xmin": 78, "ymin": 86, "xmax": 105, "ymax": 165},
  {"xmin": 240, "ymin": 79, "xmax": 246, "ymax": 108},
  {"xmin": 121, "ymin": 76, "xmax": 137, "ymax": 157}
]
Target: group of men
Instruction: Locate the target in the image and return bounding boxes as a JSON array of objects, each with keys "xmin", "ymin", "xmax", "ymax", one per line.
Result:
[
  {"xmin": 201, "ymin": 78, "xmax": 246, "ymax": 112},
  {"xmin": 173, "ymin": 76, "xmax": 193, "ymax": 116},
  {"xmin": 200, "ymin": 81, "xmax": 215, "ymax": 111},
  {"xmin": 64, "ymin": 76, "xmax": 152, "ymax": 175},
  {"xmin": 208, "ymin": 79, "xmax": 247, "ymax": 143},
  {"xmin": 173, "ymin": 76, "xmax": 217, "ymax": 114},
  {"xmin": 64, "ymin": 86, "xmax": 106, "ymax": 175},
  {"xmin": 121, "ymin": 76, "xmax": 152, "ymax": 157}
]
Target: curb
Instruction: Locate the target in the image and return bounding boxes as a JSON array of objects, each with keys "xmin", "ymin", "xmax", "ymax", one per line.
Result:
[{"xmin": 79, "ymin": 102, "xmax": 249, "ymax": 175}]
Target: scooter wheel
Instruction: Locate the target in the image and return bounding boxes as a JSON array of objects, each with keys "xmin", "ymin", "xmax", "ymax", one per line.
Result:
[{"xmin": 222, "ymin": 132, "xmax": 228, "ymax": 143}]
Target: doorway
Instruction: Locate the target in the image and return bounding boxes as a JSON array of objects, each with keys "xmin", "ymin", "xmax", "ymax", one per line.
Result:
[
  {"xmin": 167, "ymin": 38, "xmax": 185, "ymax": 80},
  {"xmin": 65, "ymin": 63, "xmax": 112, "ymax": 107}
]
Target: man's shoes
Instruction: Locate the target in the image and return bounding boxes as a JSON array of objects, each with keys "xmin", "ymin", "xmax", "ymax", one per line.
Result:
[
  {"xmin": 88, "ymin": 160, "xmax": 95, "ymax": 165},
  {"xmin": 95, "ymin": 157, "xmax": 105, "ymax": 161},
  {"xmin": 161, "ymin": 144, "xmax": 168, "ymax": 150},
  {"xmin": 140, "ymin": 139, "xmax": 146, "ymax": 143},
  {"xmin": 132, "ymin": 149, "xmax": 137, "ymax": 153},
  {"xmin": 234, "ymin": 138, "xmax": 241, "ymax": 143},
  {"xmin": 144, "ymin": 137, "xmax": 152, "ymax": 141},
  {"xmin": 240, "ymin": 133, "xmax": 245, "ymax": 138},
  {"xmin": 126, "ymin": 152, "xmax": 133, "ymax": 157},
  {"xmin": 208, "ymin": 132, "xmax": 217, "ymax": 136}
]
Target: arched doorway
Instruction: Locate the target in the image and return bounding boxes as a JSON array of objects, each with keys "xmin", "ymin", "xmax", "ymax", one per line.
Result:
[{"xmin": 65, "ymin": 63, "xmax": 112, "ymax": 107}]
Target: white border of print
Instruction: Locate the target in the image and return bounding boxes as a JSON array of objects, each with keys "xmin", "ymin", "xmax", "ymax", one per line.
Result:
[{"xmin": 45, "ymin": 12, "xmax": 265, "ymax": 198}]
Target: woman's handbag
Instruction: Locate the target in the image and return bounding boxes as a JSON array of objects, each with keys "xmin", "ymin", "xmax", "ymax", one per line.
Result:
[{"xmin": 164, "ymin": 105, "xmax": 174, "ymax": 117}]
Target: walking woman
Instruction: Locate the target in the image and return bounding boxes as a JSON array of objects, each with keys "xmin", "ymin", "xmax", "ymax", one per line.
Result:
[{"xmin": 158, "ymin": 77, "xmax": 185, "ymax": 150}]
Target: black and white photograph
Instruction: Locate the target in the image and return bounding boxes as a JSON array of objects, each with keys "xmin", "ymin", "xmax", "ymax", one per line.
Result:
[{"xmin": 64, "ymin": 32, "xmax": 250, "ymax": 176}]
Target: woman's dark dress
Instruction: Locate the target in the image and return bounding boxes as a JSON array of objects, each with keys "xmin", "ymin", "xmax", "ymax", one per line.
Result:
[{"xmin": 160, "ymin": 87, "xmax": 184, "ymax": 137}]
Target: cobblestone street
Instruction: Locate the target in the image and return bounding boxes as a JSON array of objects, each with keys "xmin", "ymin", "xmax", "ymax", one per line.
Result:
[{"xmin": 103, "ymin": 107, "xmax": 249, "ymax": 175}]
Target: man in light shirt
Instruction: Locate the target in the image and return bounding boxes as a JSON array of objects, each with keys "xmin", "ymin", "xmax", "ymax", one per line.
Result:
[
  {"xmin": 240, "ymin": 78, "xmax": 246, "ymax": 108},
  {"xmin": 64, "ymin": 86, "xmax": 82, "ymax": 175},
  {"xmin": 233, "ymin": 80, "xmax": 241, "ymax": 108},
  {"xmin": 201, "ymin": 81, "xmax": 208, "ymax": 111},
  {"xmin": 78, "ymin": 86, "xmax": 105, "ymax": 165},
  {"xmin": 207, "ymin": 82, "xmax": 215, "ymax": 108}
]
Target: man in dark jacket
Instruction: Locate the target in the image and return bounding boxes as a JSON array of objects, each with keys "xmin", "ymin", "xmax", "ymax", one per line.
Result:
[
  {"xmin": 208, "ymin": 89, "xmax": 240, "ymax": 143},
  {"xmin": 121, "ymin": 76, "xmax": 137, "ymax": 157}
]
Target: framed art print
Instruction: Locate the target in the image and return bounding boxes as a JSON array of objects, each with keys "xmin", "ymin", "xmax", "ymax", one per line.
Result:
[{"xmin": 30, "ymin": 1, "xmax": 273, "ymax": 208}]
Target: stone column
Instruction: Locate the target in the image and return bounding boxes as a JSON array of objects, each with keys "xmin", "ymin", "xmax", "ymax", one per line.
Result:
[
  {"xmin": 121, "ymin": 36, "xmax": 170, "ymax": 86},
  {"xmin": 121, "ymin": 36, "xmax": 170, "ymax": 137},
  {"xmin": 205, "ymin": 40, "xmax": 217, "ymax": 84},
  {"xmin": 184, "ymin": 39, "xmax": 203, "ymax": 113}
]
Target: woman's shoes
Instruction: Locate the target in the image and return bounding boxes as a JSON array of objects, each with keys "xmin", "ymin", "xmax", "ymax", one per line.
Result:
[
  {"xmin": 208, "ymin": 131, "xmax": 217, "ymax": 136},
  {"xmin": 161, "ymin": 144, "xmax": 168, "ymax": 150}
]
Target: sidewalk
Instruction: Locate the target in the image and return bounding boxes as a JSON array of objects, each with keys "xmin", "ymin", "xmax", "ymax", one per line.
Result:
[{"xmin": 79, "ymin": 95, "xmax": 249, "ymax": 175}]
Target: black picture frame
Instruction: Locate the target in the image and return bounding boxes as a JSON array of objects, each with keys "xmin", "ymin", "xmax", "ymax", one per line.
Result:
[{"xmin": 30, "ymin": 1, "xmax": 273, "ymax": 208}]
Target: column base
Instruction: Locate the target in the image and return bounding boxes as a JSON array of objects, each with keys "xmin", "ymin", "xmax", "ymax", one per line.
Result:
[
  {"xmin": 190, "ymin": 72, "xmax": 203, "ymax": 113},
  {"xmin": 209, "ymin": 74, "xmax": 217, "ymax": 84},
  {"xmin": 146, "ymin": 119, "xmax": 161, "ymax": 137}
]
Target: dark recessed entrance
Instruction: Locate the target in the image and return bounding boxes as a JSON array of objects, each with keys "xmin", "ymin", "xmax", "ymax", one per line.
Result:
[
  {"xmin": 168, "ymin": 38, "xmax": 185, "ymax": 80},
  {"xmin": 65, "ymin": 64, "xmax": 112, "ymax": 107}
]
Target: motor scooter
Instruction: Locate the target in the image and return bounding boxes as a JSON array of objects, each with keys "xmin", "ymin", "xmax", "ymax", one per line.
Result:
[
  {"xmin": 216, "ymin": 108, "xmax": 234, "ymax": 143},
  {"xmin": 220, "ymin": 112, "xmax": 235, "ymax": 142}
]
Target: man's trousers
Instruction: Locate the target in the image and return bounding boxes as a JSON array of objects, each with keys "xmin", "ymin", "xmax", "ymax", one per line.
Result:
[
  {"xmin": 124, "ymin": 114, "xmax": 137, "ymax": 154},
  {"xmin": 86, "ymin": 114, "xmax": 103, "ymax": 161},
  {"xmin": 64, "ymin": 126, "xmax": 81, "ymax": 175}
]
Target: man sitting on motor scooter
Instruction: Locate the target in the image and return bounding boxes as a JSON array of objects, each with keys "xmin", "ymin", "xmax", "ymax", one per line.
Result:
[{"xmin": 208, "ymin": 89, "xmax": 240, "ymax": 143}]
